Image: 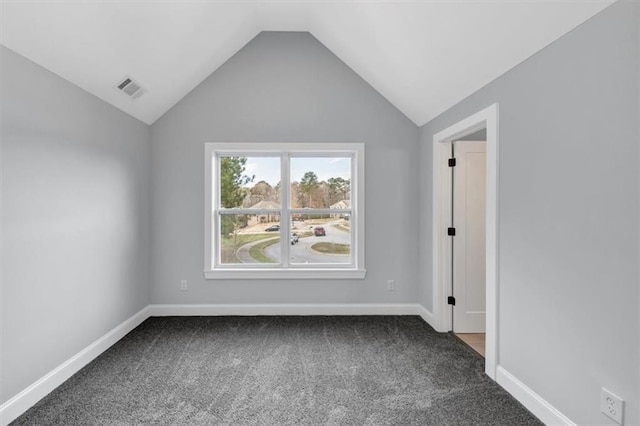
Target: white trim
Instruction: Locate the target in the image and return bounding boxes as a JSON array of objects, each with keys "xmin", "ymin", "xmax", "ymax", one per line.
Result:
[
  {"xmin": 204, "ymin": 144, "xmax": 214, "ymax": 271},
  {"xmin": 0, "ymin": 307, "xmax": 150, "ymax": 426},
  {"xmin": 148, "ymin": 303, "xmax": 423, "ymax": 317},
  {"xmin": 204, "ymin": 269, "xmax": 366, "ymax": 280},
  {"xmin": 431, "ymin": 103, "xmax": 499, "ymax": 379},
  {"xmin": 496, "ymin": 366, "xmax": 575, "ymax": 425},
  {"xmin": 432, "ymin": 137, "xmax": 453, "ymax": 333},
  {"xmin": 414, "ymin": 304, "xmax": 436, "ymax": 328}
]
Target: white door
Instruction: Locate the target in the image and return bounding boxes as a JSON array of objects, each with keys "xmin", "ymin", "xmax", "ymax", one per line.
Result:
[{"xmin": 452, "ymin": 141, "xmax": 486, "ymax": 333}]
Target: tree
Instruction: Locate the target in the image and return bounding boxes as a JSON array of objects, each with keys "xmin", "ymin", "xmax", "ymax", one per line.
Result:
[
  {"xmin": 221, "ymin": 157, "xmax": 253, "ymax": 208},
  {"xmin": 220, "ymin": 157, "xmax": 254, "ymax": 236},
  {"xmin": 290, "ymin": 182, "xmax": 303, "ymax": 208},
  {"xmin": 300, "ymin": 171, "xmax": 319, "ymax": 207},
  {"xmin": 273, "ymin": 181, "xmax": 281, "ymax": 204},
  {"xmin": 327, "ymin": 177, "xmax": 350, "ymax": 204}
]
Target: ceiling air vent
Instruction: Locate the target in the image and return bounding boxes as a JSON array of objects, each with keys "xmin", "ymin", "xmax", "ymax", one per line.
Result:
[{"xmin": 115, "ymin": 76, "xmax": 144, "ymax": 99}]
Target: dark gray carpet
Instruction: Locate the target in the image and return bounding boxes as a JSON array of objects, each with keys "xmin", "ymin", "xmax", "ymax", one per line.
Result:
[{"xmin": 13, "ymin": 316, "xmax": 541, "ymax": 425}]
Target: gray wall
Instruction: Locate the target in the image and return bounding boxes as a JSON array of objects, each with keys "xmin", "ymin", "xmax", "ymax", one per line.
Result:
[
  {"xmin": 1, "ymin": 46, "xmax": 151, "ymax": 404},
  {"xmin": 150, "ymin": 32, "xmax": 419, "ymax": 304},
  {"xmin": 455, "ymin": 128, "xmax": 486, "ymax": 141},
  {"xmin": 418, "ymin": 1, "xmax": 639, "ymax": 423}
]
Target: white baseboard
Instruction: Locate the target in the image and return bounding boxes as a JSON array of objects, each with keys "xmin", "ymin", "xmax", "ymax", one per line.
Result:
[
  {"xmin": 496, "ymin": 366, "xmax": 575, "ymax": 425},
  {"xmin": 414, "ymin": 305, "xmax": 435, "ymax": 328},
  {"xmin": 0, "ymin": 306, "xmax": 150, "ymax": 426},
  {"xmin": 148, "ymin": 303, "xmax": 424, "ymax": 317}
]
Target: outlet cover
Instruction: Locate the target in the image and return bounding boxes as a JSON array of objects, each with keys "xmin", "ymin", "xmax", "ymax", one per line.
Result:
[
  {"xmin": 387, "ymin": 280, "xmax": 395, "ymax": 291},
  {"xmin": 601, "ymin": 388, "xmax": 624, "ymax": 424},
  {"xmin": 180, "ymin": 280, "xmax": 188, "ymax": 291}
]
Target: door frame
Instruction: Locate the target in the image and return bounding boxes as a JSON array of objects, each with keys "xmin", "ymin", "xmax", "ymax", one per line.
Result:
[{"xmin": 431, "ymin": 103, "xmax": 499, "ymax": 379}]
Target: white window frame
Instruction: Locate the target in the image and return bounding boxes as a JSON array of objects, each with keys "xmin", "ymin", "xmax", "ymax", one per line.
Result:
[{"xmin": 204, "ymin": 142, "xmax": 366, "ymax": 279}]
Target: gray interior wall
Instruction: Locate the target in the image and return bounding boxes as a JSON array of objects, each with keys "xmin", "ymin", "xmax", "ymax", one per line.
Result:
[
  {"xmin": 455, "ymin": 128, "xmax": 486, "ymax": 141},
  {"xmin": 419, "ymin": 1, "xmax": 639, "ymax": 423},
  {"xmin": 1, "ymin": 46, "xmax": 151, "ymax": 404},
  {"xmin": 150, "ymin": 32, "xmax": 419, "ymax": 304}
]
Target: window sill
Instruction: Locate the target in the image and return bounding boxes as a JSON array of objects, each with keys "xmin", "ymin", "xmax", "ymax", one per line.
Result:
[{"xmin": 204, "ymin": 268, "xmax": 367, "ymax": 280}]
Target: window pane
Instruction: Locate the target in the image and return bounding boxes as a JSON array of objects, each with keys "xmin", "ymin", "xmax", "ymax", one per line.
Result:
[
  {"xmin": 290, "ymin": 157, "xmax": 351, "ymax": 208},
  {"xmin": 219, "ymin": 214, "xmax": 281, "ymax": 264},
  {"xmin": 290, "ymin": 217, "xmax": 351, "ymax": 265},
  {"xmin": 219, "ymin": 156, "xmax": 280, "ymax": 208}
]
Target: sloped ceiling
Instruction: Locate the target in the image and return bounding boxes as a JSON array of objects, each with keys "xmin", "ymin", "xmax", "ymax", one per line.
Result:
[{"xmin": 0, "ymin": 0, "xmax": 614, "ymax": 126}]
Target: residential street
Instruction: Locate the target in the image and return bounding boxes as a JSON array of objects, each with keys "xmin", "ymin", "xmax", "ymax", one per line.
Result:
[{"xmin": 236, "ymin": 220, "xmax": 350, "ymax": 264}]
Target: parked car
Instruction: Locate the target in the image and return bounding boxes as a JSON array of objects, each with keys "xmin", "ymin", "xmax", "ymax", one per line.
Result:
[
  {"xmin": 265, "ymin": 225, "xmax": 280, "ymax": 232},
  {"xmin": 314, "ymin": 226, "xmax": 326, "ymax": 237},
  {"xmin": 290, "ymin": 233, "xmax": 299, "ymax": 245}
]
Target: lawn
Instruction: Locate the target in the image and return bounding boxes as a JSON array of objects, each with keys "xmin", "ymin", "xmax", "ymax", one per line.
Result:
[
  {"xmin": 220, "ymin": 233, "xmax": 273, "ymax": 263},
  {"xmin": 249, "ymin": 238, "xmax": 279, "ymax": 263},
  {"xmin": 310, "ymin": 242, "xmax": 351, "ymax": 255}
]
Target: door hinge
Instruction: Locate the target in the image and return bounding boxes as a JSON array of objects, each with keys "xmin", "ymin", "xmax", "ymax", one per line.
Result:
[
  {"xmin": 448, "ymin": 158, "xmax": 456, "ymax": 167},
  {"xmin": 448, "ymin": 296, "xmax": 456, "ymax": 306},
  {"xmin": 447, "ymin": 227, "xmax": 456, "ymax": 236}
]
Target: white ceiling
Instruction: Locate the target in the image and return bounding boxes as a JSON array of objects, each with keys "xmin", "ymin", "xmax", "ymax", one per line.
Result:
[{"xmin": 0, "ymin": 0, "xmax": 615, "ymax": 126}]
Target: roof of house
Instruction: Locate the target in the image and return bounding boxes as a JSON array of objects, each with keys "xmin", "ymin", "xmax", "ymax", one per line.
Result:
[
  {"xmin": 247, "ymin": 200, "xmax": 280, "ymax": 210},
  {"xmin": 331, "ymin": 200, "xmax": 351, "ymax": 209}
]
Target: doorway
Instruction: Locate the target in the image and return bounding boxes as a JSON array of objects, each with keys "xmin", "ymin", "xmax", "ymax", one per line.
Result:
[
  {"xmin": 450, "ymin": 136, "xmax": 487, "ymax": 357},
  {"xmin": 431, "ymin": 103, "xmax": 498, "ymax": 379}
]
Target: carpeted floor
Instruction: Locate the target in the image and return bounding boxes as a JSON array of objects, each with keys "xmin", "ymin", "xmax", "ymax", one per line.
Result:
[{"xmin": 13, "ymin": 316, "xmax": 542, "ymax": 425}]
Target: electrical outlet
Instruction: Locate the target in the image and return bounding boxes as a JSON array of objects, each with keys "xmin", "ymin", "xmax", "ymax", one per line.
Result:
[
  {"xmin": 387, "ymin": 280, "xmax": 395, "ymax": 291},
  {"xmin": 601, "ymin": 388, "xmax": 624, "ymax": 424},
  {"xmin": 180, "ymin": 280, "xmax": 188, "ymax": 292}
]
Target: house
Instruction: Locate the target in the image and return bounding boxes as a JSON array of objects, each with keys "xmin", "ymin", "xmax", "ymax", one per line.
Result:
[
  {"xmin": 247, "ymin": 200, "xmax": 281, "ymax": 224},
  {"xmin": 330, "ymin": 200, "xmax": 350, "ymax": 218},
  {"xmin": 1, "ymin": 1, "xmax": 638, "ymax": 425}
]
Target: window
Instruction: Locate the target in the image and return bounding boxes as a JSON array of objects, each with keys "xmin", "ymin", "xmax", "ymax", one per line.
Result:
[{"xmin": 204, "ymin": 143, "xmax": 365, "ymax": 279}]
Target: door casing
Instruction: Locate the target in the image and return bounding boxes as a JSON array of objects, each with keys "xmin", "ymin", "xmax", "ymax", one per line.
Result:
[{"xmin": 430, "ymin": 103, "xmax": 499, "ymax": 379}]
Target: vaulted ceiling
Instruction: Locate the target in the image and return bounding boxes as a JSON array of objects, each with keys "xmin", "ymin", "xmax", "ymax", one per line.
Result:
[{"xmin": 0, "ymin": 0, "xmax": 614, "ymax": 126}]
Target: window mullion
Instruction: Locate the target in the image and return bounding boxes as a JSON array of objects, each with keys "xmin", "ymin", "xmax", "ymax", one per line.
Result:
[{"xmin": 281, "ymin": 153, "xmax": 290, "ymax": 268}]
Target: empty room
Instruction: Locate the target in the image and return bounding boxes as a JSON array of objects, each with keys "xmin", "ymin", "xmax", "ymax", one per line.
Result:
[{"xmin": 1, "ymin": 0, "xmax": 639, "ymax": 425}]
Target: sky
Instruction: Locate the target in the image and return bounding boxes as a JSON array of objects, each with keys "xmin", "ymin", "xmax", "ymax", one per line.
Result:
[{"xmin": 241, "ymin": 156, "xmax": 351, "ymax": 187}]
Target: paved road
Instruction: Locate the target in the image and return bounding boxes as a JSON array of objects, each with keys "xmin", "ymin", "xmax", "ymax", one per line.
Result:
[
  {"xmin": 236, "ymin": 221, "xmax": 351, "ymax": 264},
  {"xmin": 266, "ymin": 221, "xmax": 351, "ymax": 264}
]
